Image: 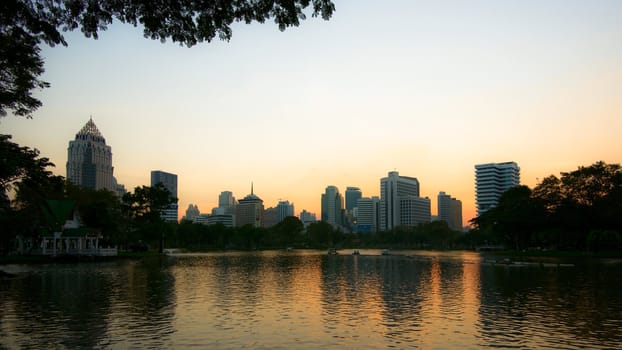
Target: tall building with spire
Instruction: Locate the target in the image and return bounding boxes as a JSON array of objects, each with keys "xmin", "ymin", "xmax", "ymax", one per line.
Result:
[
  {"xmin": 66, "ymin": 118, "xmax": 114, "ymax": 191},
  {"xmin": 236, "ymin": 183, "xmax": 264, "ymax": 227}
]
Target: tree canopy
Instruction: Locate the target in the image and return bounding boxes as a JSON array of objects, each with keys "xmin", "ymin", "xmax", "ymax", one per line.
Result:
[
  {"xmin": 470, "ymin": 161, "xmax": 622, "ymax": 251},
  {"xmin": 0, "ymin": 0, "xmax": 336, "ymax": 118}
]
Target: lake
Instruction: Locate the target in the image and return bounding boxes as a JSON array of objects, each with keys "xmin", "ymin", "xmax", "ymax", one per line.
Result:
[{"xmin": 1, "ymin": 250, "xmax": 621, "ymax": 349}]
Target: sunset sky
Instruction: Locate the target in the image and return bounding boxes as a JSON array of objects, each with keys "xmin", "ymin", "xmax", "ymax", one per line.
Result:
[{"xmin": 2, "ymin": 0, "xmax": 621, "ymax": 224}]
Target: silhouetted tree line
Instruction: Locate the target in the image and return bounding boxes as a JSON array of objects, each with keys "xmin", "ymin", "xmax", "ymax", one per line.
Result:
[
  {"xmin": 169, "ymin": 218, "xmax": 467, "ymax": 251},
  {"xmin": 4, "ymin": 135, "xmax": 620, "ymax": 254},
  {"xmin": 468, "ymin": 161, "xmax": 622, "ymax": 252}
]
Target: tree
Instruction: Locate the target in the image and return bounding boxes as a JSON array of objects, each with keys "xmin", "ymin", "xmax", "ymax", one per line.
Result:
[
  {"xmin": 0, "ymin": 134, "xmax": 57, "ymax": 202},
  {"xmin": 66, "ymin": 184, "xmax": 123, "ymax": 243},
  {"xmin": 307, "ymin": 221, "xmax": 334, "ymax": 248},
  {"xmin": 270, "ymin": 216, "xmax": 304, "ymax": 247},
  {"xmin": 470, "ymin": 185, "xmax": 546, "ymax": 250},
  {"xmin": 122, "ymin": 183, "xmax": 177, "ymax": 251},
  {"xmin": 0, "ymin": 134, "xmax": 65, "ymax": 253},
  {"xmin": 1, "ymin": 0, "xmax": 336, "ymax": 118},
  {"xmin": 122, "ymin": 183, "xmax": 176, "ymax": 224},
  {"xmin": 559, "ymin": 161, "xmax": 621, "ymax": 207}
]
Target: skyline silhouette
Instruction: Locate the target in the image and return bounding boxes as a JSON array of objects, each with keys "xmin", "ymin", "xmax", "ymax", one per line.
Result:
[{"xmin": 3, "ymin": 1, "xmax": 621, "ymax": 223}]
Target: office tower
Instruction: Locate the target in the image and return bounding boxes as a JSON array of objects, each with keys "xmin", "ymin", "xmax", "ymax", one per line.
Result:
[
  {"xmin": 236, "ymin": 184, "xmax": 264, "ymax": 227},
  {"xmin": 438, "ymin": 192, "xmax": 463, "ymax": 231},
  {"xmin": 218, "ymin": 191, "xmax": 237, "ymax": 212},
  {"xmin": 151, "ymin": 170, "xmax": 178, "ymax": 222},
  {"xmin": 66, "ymin": 118, "xmax": 113, "ymax": 191},
  {"xmin": 399, "ymin": 196, "xmax": 431, "ymax": 225},
  {"xmin": 379, "ymin": 171, "xmax": 421, "ymax": 231},
  {"xmin": 356, "ymin": 196, "xmax": 379, "ymax": 233},
  {"xmin": 277, "ymin": 200, "xmax": 295, "ymax": 223},
  {"xmin": 345, "ymin": 187, "xmax": 362, "ymax": 213},
  {"xmin": 263, "ymin": 207, "xmax": 279, "ymax": 227},
  {"xmin": 475, "ymin": 162, "xmax": 520, "ymax": 216},
  {"xmin": 299, "ymin": 210, "xmax": 317, "ymax": 227},
  {"xmin": 206, "ymin": 213, "xmax": 234, "ymax": 227},
  {"xmin": 321, "ymin": 185, "xmax": 344, "ymax": 226}
]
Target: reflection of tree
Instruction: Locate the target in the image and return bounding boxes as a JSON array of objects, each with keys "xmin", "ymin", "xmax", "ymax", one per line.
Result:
[
  {"xmin": 477, "ymin": 264, "xmax": 622, "ymax": 348},
  {"xmin": 5, "ymin": 264, "xmax": 114, "ymax": 348}
]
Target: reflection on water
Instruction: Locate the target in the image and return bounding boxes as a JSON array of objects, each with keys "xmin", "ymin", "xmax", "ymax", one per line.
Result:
[{"xmin": 1, "ymin": 251, "xmax": 621, "ymax": 349}]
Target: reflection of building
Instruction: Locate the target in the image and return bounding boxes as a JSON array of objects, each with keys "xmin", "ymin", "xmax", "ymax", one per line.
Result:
[
  {"xmin": 356, "ymin": 197, "xmax": 379, "ymax": 233},
  {"xmin": 475, "ymin": 162, "xmax": 520, "ymax": 216},
  {"xmin": 380, "ymin": 171, "xmax": 428, "ymax": 230},
  {"xmin": 151, "ymin": 170, "xmax": 178, "ymax": 222},
  {"xmin": 438, "ymin": 192, "xmax": 463, "ymax": 231},
  {"xmin": 66, "ymin": 118, "xmax": 113, "ymax": 191},
  {"xmin": 321, "ymin": 185, "xmax": 343, "ymax": 226},
  {"xmin": 236, "ymin": 184, "xmax": 264, "ymax": 227}
]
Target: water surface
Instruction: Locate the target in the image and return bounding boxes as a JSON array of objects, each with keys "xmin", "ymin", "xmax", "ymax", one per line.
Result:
[{"xmin": 1, "ymin": 250, "xmax": 621, "ymax": 349}]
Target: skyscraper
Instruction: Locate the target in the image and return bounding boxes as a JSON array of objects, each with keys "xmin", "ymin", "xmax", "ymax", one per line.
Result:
[
  {"xmin": 356, "ymin": 196, "xmax": 379, "ymax": 233},
  {"xmin": 379, "ymin": 171, "xmax": 421, "ymax": 231},
  {"xmin": 151, "ymin": 170, "xmax": 178, "ymax": 222},
  {"xmin": 218, "ymin": 191, "xmax": 237, "ymax": 215},
  {"xmin": 66, "ymin": 118, "xmax": 113, "ymax": 191},
  {"xmin": 399, "ymin": 196, "xmax": 431, "ymax": 226},
  {"xmin": 236, "ymin": 184, "xmax": 264, "ymax": 227},
  {"xmin": 437, "ymin": 191, "xmax": 463, "ymax": 231},
  {"xmin": 276, "ymin": 200, "xmax": 295, "ymax": 223},
  {"xmin": 475, "ymin": 162, "xmax": 520, "ymax": 216},
  {"xmin": 321, "ymin": 185, "xmax": 343, "ymax": 227},
  {"xmin": 345, "ymin": 187, "xmax": 362, "ymax": 213}
]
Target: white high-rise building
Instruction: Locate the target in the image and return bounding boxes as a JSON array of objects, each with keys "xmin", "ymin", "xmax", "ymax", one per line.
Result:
[
  {"xmin": 66, "ymin": 118, "xmax": 113, "ymax": 191},
  {"xmin": 379, "ymin": 171, "xmax": 421, "ymax": 231},
  {"xmin": 151, "ymin": 170, "xmax": 178, "ymax": 222},
  {"xmin": 475, "ymin": 162, "xmax": 520, "ymax": 216},
  {"xmin": 437, "ymin": 192, "xmax": 463, "ymax": 231},
  {"xmin": 321, "ymin": 185, "xmax": 343, "ymax": 226}
]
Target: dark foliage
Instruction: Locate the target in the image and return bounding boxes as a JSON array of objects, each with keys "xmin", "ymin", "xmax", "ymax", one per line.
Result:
[{"xmin": 471, "ymin": 161, "xmax": 622, "ymax": 251}]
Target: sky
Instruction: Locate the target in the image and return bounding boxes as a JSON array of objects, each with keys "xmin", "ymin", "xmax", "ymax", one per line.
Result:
[{"xmin": 2, "ymin": 0, "xmax": 622, "ymax": 224}]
